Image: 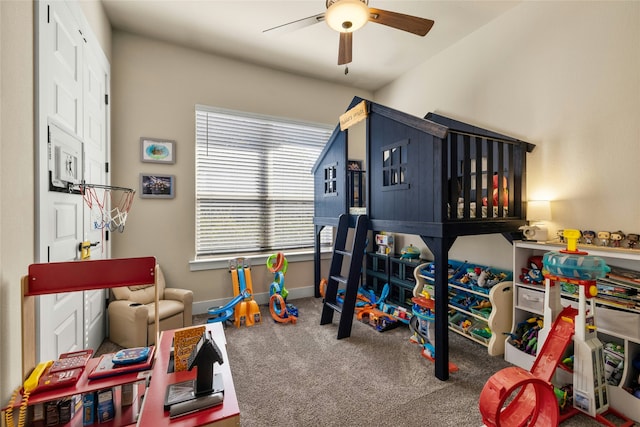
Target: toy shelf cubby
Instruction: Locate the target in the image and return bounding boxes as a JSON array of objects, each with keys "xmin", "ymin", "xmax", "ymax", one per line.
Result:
[
  {"xmin": 414, "ymin": 261, "xmax": 513, "ymax": 356},
  {"xmin": 505, "ymin": 240, "xmax": 640, "ymax": 423},
  {"xmin": 365, "ymin": 252, "xmax": 422, "ymax": 309}
]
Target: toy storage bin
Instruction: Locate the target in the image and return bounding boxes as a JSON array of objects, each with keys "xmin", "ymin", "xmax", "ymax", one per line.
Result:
[
  {"xmin": 449, "ymin": 312, "xmax": 473, "ymax": 333},
  {"xmin": 516, "ymin": 286, "xmax": 544, "ymax": 313},
  {"xmin": 421, "ymin": 259, "xmax": 468, "ymax": 283},
  {"xmin": 470, "ymin": 306, "xmax": 492, "ymax": 319},
  {"xmin": 596, "ymin": 305, "xmax": 640, "ymax": 340},
  {"xmin": 450, "ymin": 292, "xmax": 477, "ymax": 311},
  {"xmin": 470, "ymin": 325, "xmax": 492, "ymax": 344}
]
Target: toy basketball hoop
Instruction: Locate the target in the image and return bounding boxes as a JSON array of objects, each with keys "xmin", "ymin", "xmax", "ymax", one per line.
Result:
[{"xmin": 76, "ymin": 183, "xmax": 135, "ymax": 232}]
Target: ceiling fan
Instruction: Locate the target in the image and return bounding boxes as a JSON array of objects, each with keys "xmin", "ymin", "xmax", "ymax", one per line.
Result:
[{"xmin": 263, "ymin": 0, "xmax": 435, "ymax": 66}]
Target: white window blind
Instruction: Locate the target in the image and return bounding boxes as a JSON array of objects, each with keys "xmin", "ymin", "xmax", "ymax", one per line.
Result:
[{"xmin": 195, "ymin": 105, "xmax": 333, "ymax": 257}]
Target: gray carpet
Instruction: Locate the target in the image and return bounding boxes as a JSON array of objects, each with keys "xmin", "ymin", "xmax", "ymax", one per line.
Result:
[{"xmin": 98, "ymin": 297, "xmax": 626, "ymax": 426}]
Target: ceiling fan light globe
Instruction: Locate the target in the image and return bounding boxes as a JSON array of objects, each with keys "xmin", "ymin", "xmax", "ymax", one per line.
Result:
[{"xmin": 326, "ymin": 0, "xmax": 369, "ymax": 33}]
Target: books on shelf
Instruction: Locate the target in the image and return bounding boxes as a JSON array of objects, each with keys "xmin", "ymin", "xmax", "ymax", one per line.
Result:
[
  {"xmin": 593, "ymin": 265, "xmax": 640, "ymax": 311},
  {"xmin": 608, "ymin": 266, "xmax": 640, "ymax": 285}
]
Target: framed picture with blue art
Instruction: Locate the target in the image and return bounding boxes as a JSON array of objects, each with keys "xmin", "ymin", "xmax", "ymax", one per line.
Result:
[
  {"xmin": 140, "ymin": 137, "xmax": 176, "ymax": 164},
  {"xmin": 140, "ymin": 174, "xmax": 175, "ymax": 199}
]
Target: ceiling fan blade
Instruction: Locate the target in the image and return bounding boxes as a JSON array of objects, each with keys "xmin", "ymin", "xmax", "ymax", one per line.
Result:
[
  {"xmin": 338, "ymin": 32, "xmax": 352, "ymax": 65},
  {"xmin": 263, "ymin": 12, "xmax": 326, "ymax": 34},
  {"xmin": 368, "ymin": 8, "xmax": 434, "ymax": 36}
]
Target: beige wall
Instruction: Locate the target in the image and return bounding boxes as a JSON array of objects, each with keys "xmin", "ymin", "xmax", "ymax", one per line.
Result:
[
  {"xmin": 78, "ymin": 0, "xmax": 112, "ymax": 61},
  {"xmin": 0, "ymin": 0, "xmax": 34, "ymax": 406},
  {"xmin": 0, "ymin": 0, "xmax": 112, "ymax": 404},
  {"xmin": 377, "ymin": 1, "xmax": 640, "ymax": 271},
  {"xmin": 110, "ymin": 32, "xmax": 373, "ymax": 310}
]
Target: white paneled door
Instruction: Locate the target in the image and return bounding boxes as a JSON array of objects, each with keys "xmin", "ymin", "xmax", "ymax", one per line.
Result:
[{"xmin": 36, "ymin": 0, "xmax": 110, "ymax": 361}]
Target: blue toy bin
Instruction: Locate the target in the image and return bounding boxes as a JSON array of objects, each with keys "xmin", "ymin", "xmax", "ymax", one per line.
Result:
[{"xmin": 542, "ymin": 251, "xmax": 610, "ymax": 280}]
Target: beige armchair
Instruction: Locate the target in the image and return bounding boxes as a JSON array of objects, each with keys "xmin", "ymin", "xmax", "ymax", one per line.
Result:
[{"xmin": 108, "ymin": 265, "xmax": 193, "ymax": 348}]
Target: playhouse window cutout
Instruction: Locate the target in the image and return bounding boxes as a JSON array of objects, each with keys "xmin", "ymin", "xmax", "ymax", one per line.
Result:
[
  {"xmin": 324, "ymin": 164, "xmax": 338, "ymax": 196},
  {"xmin": 382, "ymin": 140, "xmax": 409, "ymax": 190}
]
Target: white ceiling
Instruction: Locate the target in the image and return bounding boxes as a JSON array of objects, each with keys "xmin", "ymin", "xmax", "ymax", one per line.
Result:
[{"xmin": 101, "ymin": 0, "xmax": 520, "ymax": 92}]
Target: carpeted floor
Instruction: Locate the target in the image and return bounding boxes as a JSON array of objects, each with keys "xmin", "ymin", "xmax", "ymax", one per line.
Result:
[{"xmin": 97, "ymin": 297, "xmax": 629, "ymax": 426}]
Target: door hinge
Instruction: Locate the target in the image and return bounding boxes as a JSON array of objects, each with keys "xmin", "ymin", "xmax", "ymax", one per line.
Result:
[
  {"xmin": 47, "ymin": 5, "xmax": 50, "ymax": 23},
  {"xmin": 105, "ymin": 94, "xmax": 109, "ymax": 105},
  {"xmin": 47, "ymin": 126, "xmax": 52, "ymax": 160},
  {"xmin": 105, "ymin": 162, "xmax": 109, "ymax": 173},
  {"xmin": 105, "ymin": 230, "xmax": 109, "ymax": 241}
]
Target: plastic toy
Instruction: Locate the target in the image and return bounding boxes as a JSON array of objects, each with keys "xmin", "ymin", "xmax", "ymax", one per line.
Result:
[
  {"xmin": 408, "ymin": 295, "xmax": 458, "ymax": 372},
  {"xmin": 207, "ymin": 258, "xmax": 261, "ymax": 326},
  {"xmin": 582, "ymin": 230, "xmax": 596, "ymax": 245},
  {"xmin": 626, "ymin": 233, "xmax": 639, "ymax": 249},
  {"xmin": 557, "ymin": 229, "xmax": 565, "ymax": 243},
  {"xmin": 267, "ymin": 252, "xmax": 297, "ymax": 324},
  {"xmin": 207, "ymin": 290, "xmax": 249, "ymax": 324},
  {"xmin": 400, "ymin": 244, "xmax": 420, "ymax": 259},
  {"xmin": 479, "ymin": 229, "xmax": 634, "ymax": 427},
  {"xmin": 597, "ymin": 231, "xmax": 610, "ymax": 246},
  {"xmin": 610, "ymin": 230, "xmax": 625, "ymax": 248},
  {"xmin": 355, "ymin": 284, "xmax": 400, "ymax": 331}
]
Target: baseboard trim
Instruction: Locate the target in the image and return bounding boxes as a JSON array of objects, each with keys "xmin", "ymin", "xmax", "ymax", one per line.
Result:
[{"xmin": 193, "ymin": 285, "xmax": 316, "ymax": 315}]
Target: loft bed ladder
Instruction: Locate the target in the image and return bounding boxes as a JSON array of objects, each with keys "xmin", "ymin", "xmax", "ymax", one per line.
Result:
[{"xmin": 320, "ymin": 214, "xmax": 369, "ymax": 339}]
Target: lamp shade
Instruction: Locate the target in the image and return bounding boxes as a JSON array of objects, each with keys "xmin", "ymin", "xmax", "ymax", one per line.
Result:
[
  {"xmin": 527, "ymin": 200, "xmax": 551, "ymax": 222},
  {"xmin": 325, "ymin": 0, "xmax": 369, "ymax": 33}
]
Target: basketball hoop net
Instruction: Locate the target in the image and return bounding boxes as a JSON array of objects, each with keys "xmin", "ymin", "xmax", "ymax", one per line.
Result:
[{"xmin": 76, "ymin": 184, "xmax": 135, "ymax": 232}]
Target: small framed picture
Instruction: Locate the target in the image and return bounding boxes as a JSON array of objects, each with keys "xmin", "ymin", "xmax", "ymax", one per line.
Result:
[
  {"xmin": 140, "ymin": 137, "xmax": 176, "ymax": 164},
  {"xmin": 140, "ymin": 174, "xmax": 175, "ymax": 199}
]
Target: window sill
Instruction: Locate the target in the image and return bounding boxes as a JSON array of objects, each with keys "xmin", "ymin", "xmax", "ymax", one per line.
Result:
[{"xmin": 189, "ymin": 249, "xmax": 332, "ymax": 271}]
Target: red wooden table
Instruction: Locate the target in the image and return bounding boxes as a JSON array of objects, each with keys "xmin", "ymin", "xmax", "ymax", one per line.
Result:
[{"xmin": 137, "ymin": 322, "xmax": 240, "ymax": 426}]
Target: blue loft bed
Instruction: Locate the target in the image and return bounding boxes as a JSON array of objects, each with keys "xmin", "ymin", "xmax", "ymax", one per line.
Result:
[{"xmin": 312, "ymin": 97, "xmax": 535, "ymax": 380}]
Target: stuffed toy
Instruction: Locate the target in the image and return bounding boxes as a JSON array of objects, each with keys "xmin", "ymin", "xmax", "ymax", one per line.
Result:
[
  {"xmin": 520, "ymin": 255, "xmax": 544, "ymax": 285},
  {"xmin": 483, "ymin": 174, "xmax": 508, "ymax": 207}
]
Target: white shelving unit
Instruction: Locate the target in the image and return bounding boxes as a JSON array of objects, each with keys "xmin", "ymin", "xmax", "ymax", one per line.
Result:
[
  {"xmin": 506, "ymin": 241, "xmax": 640, "ymax": 422},
  {"xmin": 414, "ymin": 262, "xmax": 513, "ymax": 356}
]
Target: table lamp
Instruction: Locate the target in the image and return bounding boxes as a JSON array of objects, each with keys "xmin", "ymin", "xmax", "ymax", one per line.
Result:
[{"xmin": 521, "ymin": 200, "xmax": 552, "ymax": 241}]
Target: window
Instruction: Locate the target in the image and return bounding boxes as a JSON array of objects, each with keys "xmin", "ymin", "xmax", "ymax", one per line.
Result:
[
  {"xmin": 323, "ymin": 163, "xmax": 337, "ymax": 196},
  {"xmin": 381, "ymin": 139, "xmax": 409, "ymax": 190},
  {"xmin": 195, "ymin": 105, "xmax": 333, "ymax": 257}
]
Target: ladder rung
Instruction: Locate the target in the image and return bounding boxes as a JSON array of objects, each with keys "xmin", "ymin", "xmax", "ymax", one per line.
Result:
[
  {"xmin": 335, "ymin": 249, "xmax": 351, "ymax": 257},
  {"xmin": 330, "ymin": 275, "xmax": 347, "ymax": 284},
  {"xmin": 324, "ymin": 301, "xmax": 342, "ymax": 313}
]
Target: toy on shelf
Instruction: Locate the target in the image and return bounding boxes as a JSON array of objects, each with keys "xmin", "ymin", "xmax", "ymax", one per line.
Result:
[
  {"xmin": 480, "ymin": 229, "xmax": 634, "ymax": 427},
  {"xmin": 399, "ymin": 244, "xmax": 420, "ymax": 260},
  {"xmin": 627, "ymin": 233, "xmax": 639, "ymax": 249},
  {"xmin": 519, "ymin": 255, "xmax": 544, "ymax": 285},
  {"xmin": 506, "ymin": 316, "xmax": 543, "ymax": 356},
  {"xmin": 597, "ymin": 231, "xmax": 611, "ymax": 247},
  {"xmin": 267, "ymin": 252, "xmax": 297, "ymax": 324},
  {"xmin": 610, "ymin": 231, "xmax": 625, "ymax": 248},
  {"xmin": 582, "ymin": 230, "xmax": 596, "ymax": 245},
  {"xmin": 375, "ymin": 233, "xmax": 394, "ymax": 255},
  {"xmin": 207, "ymin": 258, "xmax": 261, "ymax": 326}
]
